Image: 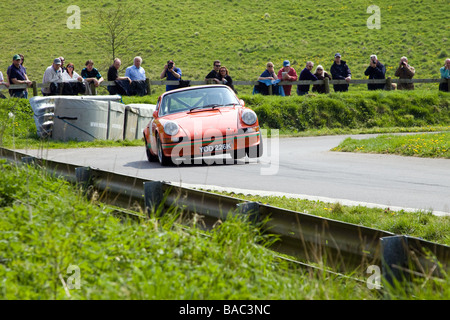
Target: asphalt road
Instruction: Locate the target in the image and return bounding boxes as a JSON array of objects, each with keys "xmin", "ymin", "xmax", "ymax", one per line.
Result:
[{"xmin": 19, "ymin": 134, "xmax": 450, "ymax": 216}]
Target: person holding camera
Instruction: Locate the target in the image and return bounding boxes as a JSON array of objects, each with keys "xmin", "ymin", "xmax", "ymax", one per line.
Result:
[
  {"xmin": 364, "ymin": 54, "xmax": 386, "ymax": 90},
  {"xmin": 394, "ymin": 56, "xmax": 415, "ymax": 90},
  {"xmin": 160, "ymin": 60, "xmax": 182, "ymax": 91}
]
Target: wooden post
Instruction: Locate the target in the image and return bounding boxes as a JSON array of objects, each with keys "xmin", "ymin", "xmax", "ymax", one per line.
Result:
[
  {"xmin": 447, "ymin": 79, "xmax": 450, "ymax": 92},
  {"xmin": 324, "ymin": 77, "xmax": 330, "ymax": 94},
  {"xmin": 32, "ymin": 81, "xmax": 38, "ymax": 97},
  {"xmin": 268, "ymin": 85, "xmax": 273, "ymax": 95},
  {"xmin": 146, "ymin": 78, "xmax": 151, "ymax": 95},
  {"xmin": 385, "ymin": 77, "xmax": 392, "ymax": 91},
  {"xmin": 90, "ymin": 82, "xmax": 97, "ymax": 95}
]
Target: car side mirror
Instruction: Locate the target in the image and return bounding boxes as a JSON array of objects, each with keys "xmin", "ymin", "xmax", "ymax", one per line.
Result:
[{"xmin": 239, "ymin": 99, "xmax": 245, "ymax": 107}]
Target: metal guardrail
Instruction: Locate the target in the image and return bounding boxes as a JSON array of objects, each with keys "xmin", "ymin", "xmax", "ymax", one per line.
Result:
[{"xmin": 1, "ymin": 146, "xmax": 449, "ymax": 286}]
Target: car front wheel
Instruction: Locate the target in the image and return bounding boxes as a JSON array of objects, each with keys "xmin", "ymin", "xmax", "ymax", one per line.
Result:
[{"xmin": 157, "ymin": 134, "xmax": 172, "ymax": 166}]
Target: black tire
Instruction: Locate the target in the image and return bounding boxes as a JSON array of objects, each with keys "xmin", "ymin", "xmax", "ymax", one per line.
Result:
[
  {"xmin": 144, "ymin": 137, "xmax": 158, "ymax": 162},
  {"xmin": 246, "ymin": 138, "xmax": 263, "ymax": 158},
  {"xmin": 157, "ymin": 134, "xmax": 172, "ymax": 166}
]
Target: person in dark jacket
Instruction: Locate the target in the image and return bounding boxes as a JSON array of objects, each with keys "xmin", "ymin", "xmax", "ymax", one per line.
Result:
[
  {"xmin": 312, "ymin": 65, "xmax": 331, "ymax": 94},
  {"xmin": 330, "ymin": 53, "xmax": 351, "ymax": 92},
  {"xmin": 364, "ymin": 55, "xmax": 386, "ymax": 90},
  {"xmin": 217, "ymin": 66, "xmax": 236, "ymax": 93},
  {"xmin": 297, "ymin": 61, "xmax": 318, "ymax": 95}
]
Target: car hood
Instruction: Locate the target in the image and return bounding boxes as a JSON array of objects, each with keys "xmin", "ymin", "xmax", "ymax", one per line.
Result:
[{"xmin": 165, "ymin": 107, "xmax": 241, "ymax": 138}]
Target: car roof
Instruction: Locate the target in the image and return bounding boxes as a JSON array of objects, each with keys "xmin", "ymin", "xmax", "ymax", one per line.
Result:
[{"xmin": 159, "ymin": 84, "xmax": 234, "ymax": 99}]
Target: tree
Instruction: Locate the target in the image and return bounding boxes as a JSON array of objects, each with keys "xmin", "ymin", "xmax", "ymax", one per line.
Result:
[{"xmin": 98, "ymin": 4, "xmax": 136, "ymax": 62}]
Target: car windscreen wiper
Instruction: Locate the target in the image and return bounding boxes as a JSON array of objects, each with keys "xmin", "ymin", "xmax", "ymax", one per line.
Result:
[{"xmin": 188, "ymin": 104, "xmax": 221, "ymax": 113}]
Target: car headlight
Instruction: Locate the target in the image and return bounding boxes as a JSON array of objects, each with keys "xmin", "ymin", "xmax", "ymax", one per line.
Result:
[
  {"xmin": 241, "ymin": 109, "xmax": 257, "ymax": 126},
  {"xmin": 163, "ymin": 121, "xmax": 179, "ymax": 136}
]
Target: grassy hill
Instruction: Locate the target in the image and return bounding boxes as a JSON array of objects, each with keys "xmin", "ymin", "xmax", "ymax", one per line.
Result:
[{"xmin": 1, "ymin": 0, "xmax": 449, "ymax": 95}]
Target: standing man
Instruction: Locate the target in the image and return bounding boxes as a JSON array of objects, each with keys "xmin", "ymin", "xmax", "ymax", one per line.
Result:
[
  {"xmin": 41, "ymin": 58, "xmax": 63, "ymax": 96},
  {"xmin": 81, "ymin": 59, "xmax": 104, "ymax": 87},
  {"xmin": 277, "ymin": 60, "xmax": 297, "ymax": 96},
  {"xmin": 330, "ymin": 53, "xmax": 351, "ymax": 92},
  {"xmin": 205, "ymin": 60, "xmax": 221, "ymax": 83},
  {"xmin": 125, "ymin": 56, "xmax": 146, "ymax": 81},
  {"xmin": 297, "ymin": 61, "xmax": 318, "ymax": 95},
  {"xmin": 8, "ymin": 54, "xmax": 32, "ymax": 98},
  {"xmin": 107, "ymin": 58, "xmax": 131, "ymax": 94},
  {"xmin": 364, "ymin": 54, "xmax": 386, "ymax": 90},
  {"xmin": 160, "ymin": 60, "xmax": 182, "ymax": 91},
  {"xmin": 394, "ymin": 56, "xmax": 415, "ymax": 90}
]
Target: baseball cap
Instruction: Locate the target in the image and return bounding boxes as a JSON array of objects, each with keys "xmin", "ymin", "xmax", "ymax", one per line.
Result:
[
  {"xmin": 54, "ymin": 58, "xmax": 62, "ymax": 64},
  {"xmin": 13, "ymin": 54, "xmax": 21, "ymax": 61},
  {"xmin": 283, "ymin": 60, "xmax": 290, "ymax": 67},
  {"xmin": 335, "ymin": 53, "xmax": 341, "ymax": 58}
]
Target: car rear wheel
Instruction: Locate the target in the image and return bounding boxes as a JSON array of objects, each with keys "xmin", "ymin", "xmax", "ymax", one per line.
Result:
[
  {"xmin": 145, "ymin": 137, "xmax": 158, "ymax": 162},
  {"xmin": 157, "ymin": 134, "xmax": 172, "ymax": 166}
]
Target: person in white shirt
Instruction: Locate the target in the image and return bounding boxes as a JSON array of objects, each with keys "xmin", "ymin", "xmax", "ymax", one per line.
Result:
[
  {"xmin": 62, "ymin": 62, "xmax": 83, "ymax": 82},
  {"xmin": 42, "ymin": 58, "xmax": 63, "ymax": 95}
]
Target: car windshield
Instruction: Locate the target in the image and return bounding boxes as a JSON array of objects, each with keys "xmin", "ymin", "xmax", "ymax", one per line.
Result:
[{"xmin": 158, "ymin": 87, "xmax": 240, "ymax": 116}]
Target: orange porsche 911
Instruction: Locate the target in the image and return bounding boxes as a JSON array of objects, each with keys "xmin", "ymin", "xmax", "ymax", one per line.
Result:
[{"xmin": 143, "ymin": 85, "xmax": 263, "ymax": 165}]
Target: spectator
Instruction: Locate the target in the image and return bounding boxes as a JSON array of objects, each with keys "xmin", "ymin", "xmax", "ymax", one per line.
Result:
[
  {"xmin": 0, "ymin": 68, "xmax": 9, "ymax": 99},
  {"xmin": 205, "ymin": 60, "xmax": 221, "ymax": 83},
  {"xmin": 42, "ymin": 58, "xmax": 63, "ymax": 96},
  {"xmin": 255, "ymin": 62, "xmax": 278, "ymax": 95},
  {"xmin": 439, "ymin": 58, "xmax": 450, "ymax": 92},
  {"xmin": 8, "ymin": 54, "xmax": 32, "ymax": 98},
  {"xmin": 217, "ymin": 66, "xmax": 236, "ymax": 93},
  {"xmin": 312, "ymin": 65, "xmax": 331, "ymax": 94},
  {"xmin": 277, "ymin": 60, "xmax": 297, "ymax": 96},
  {"xmin": 59, "ymin": 56, "xmax": 67, "ymax": 73},
  {"xmin": 330, "ymin": 53, "xmax": 351, "ymax": 92},
  {"xmin": 364, "ymin": 54, "xmax": 386, "ymax": 90},
  {"xmin": 107, "ymin": 58, "xmax": 131, "ymax": 94},
  {"xmin": 394, "ymin": 56, "xmax": 415, "ymax": 90},
  {"xmin": 81, "ymin": 59, "xmax": 104, "ymax": 87},
  {"xmin": 160, "ymin": 59, "xmax": 182, "ymax": 91},
  {"xmin": 297, "ymin": 61, "xmax": 318, "ymax": 95},
  {"xmin": 62, "ymin": 63, "xmax": 83, "ymax": 82},
  {"xmin": 125, "ymin": 56, "xmax": 146, "ymax": 81}
]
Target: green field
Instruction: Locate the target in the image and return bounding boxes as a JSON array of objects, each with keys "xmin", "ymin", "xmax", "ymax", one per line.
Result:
[{"xmin": 1, "ymin": 0, "xmax": 449, "ymax": 96}]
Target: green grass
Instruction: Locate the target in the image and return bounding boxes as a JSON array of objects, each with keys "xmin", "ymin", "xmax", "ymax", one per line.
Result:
[
  {"xmin": 1, "ymin": 160, "xmax": 449, "ymax": 300},
  {"xmin": 333, "ymin": 131, "xmax": 450, "ymax": 158},
  {"xmin": 1, "ymin": 0, "xmax": 449, "ymax": 97},
  {"xmin": 212, "ymin": 192, "xmax": 450, "ymax": 246}
]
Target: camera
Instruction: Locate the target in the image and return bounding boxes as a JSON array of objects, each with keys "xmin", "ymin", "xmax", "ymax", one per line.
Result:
[
  {"xmin": 167, "ymin": 62, "xmax": 174, "ymax": 69},
  {"xmin": 372, "ymin": 59, "xmax": 376, "ymax": 64}
]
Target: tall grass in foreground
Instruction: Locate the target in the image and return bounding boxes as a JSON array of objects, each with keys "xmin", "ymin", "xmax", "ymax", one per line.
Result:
[{"xmin": 1, "ymin": 160, "xmax": 449, "ymax": 299}]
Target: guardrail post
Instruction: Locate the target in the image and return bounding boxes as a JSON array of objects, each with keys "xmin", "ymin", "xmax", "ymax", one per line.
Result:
[
  {"xmin": 75, "ymin": 167, "xmax": 92, "ymax": 188},
  {"xmin": 385, "ymin": 77, "xmax": 392, "ymax": 91},
  {"xmin": 32, "ymin": 81, "xmax": 38, "ymax": 97},
  {"xmin": 146, "ymin": 78, "xmax": 151, "ymax": 95},
  {"xmin": 90, "ymin": 82, "xmax": 97, "ymax": 95},
  {"xmin": 268, "ymin": 85, "xmax": 273, "ymax": 95},
  {"xmin": 324, "ymin": 77, "xmax": 330, "ymax": 93},
  {"xmin": 380, "ymin": 235, "xmax": 410, "ymax": 288},
  {"xmin": 144, "ymin": 181, "xmax": 163, "ymax": 215},
  {"xmin": 22, "ymin": 156, "xmax": 37, "ymax": 166},
  {"xmin": 236, "ymin": 201, "xmax": 260, "ymax": 223}
]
